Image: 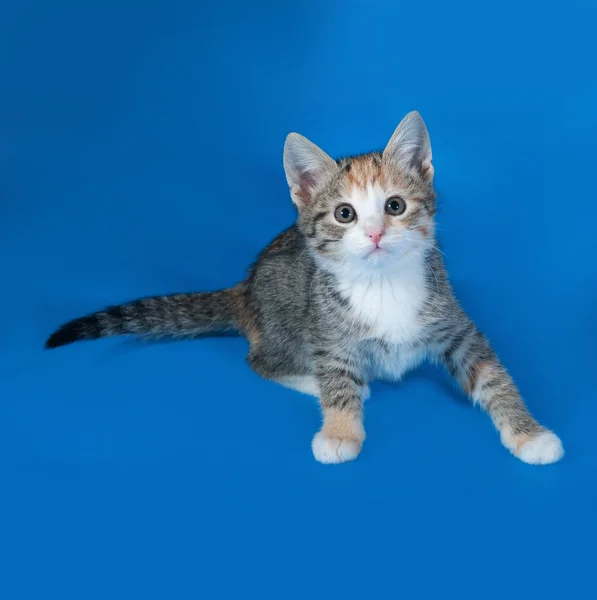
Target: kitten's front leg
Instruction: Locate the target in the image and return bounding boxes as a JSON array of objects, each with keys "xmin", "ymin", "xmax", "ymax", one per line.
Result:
[
  {"xmin": 312, "ymin": 349, "xmax": 367, "ymax": 464},
  {"xmin": 434, "ymin": 318, "xmax": 564, "ymax": 465}
]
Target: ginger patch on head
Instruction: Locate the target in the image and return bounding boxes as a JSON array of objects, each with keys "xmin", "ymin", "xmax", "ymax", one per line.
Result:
[{"xmin": 341, "ymin": 154, "xmax": 385, "ymax": 192}]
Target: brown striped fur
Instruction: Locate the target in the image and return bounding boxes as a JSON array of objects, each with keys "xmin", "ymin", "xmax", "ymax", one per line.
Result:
[{"xmin": 45, "ymin": 112, "xmax": 563, "ymax": 466}]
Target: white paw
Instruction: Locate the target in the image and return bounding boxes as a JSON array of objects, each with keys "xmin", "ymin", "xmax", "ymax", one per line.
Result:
[
  {"xmin": 516, "ymin": 431, "xmax": 564, "ymax": 465},
  {"xmin": 312, "ymin": 432, "xmax": 361, "ymax": 464}
]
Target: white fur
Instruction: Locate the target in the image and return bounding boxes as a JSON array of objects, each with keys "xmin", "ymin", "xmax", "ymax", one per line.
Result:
[
  {"xmin": 516, "ymin": 431, "xmax": 564, "ymax": 465},
  {"xmin": 337, "ymin": 263, "xmax": 428, "ymax": 345},
  {"xmin": 277, "ymin": 376, "xmax": 371, "ymax": 401},
  {"xmin": 332, "ymin": 258, "xmax": 429, "ymax": 383},
  {"xmin": 277, "ymin": 375, "xmax": 320, "ymax": 397},
  {"xmin": 362, "ymin": 340, "xmax": 427, "ymax": 382},
  {"xmin": 324, "ymin": 180, "xmax": 430, "ymax": 345},
  {"xmin": 317, "ymin": 181, "xmax": 431, "ymax": 383},
  {"xmin": 312, "ymin": 432, "xmax": 361, "ymax": 464},
  {"xmin": 340, "ymin": 181, "xmax": 429, "ymax": 268}
]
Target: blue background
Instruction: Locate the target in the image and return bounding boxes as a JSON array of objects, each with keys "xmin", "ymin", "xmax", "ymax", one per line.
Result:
[{"xmin": 1, "ymin": 1, "xmax": 595, "ymax": 597}]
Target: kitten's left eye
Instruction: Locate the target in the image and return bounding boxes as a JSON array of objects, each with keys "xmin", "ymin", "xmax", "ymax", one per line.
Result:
[
  {"xmin": 334, "ymin": 204, "xmax": 356, "ymax": 223},
  {"xmin": 385, "ymin": 196, "xmax": 406, "ymax": 216}
]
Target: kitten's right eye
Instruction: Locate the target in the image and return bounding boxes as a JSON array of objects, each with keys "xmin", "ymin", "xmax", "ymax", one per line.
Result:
[{"xmin": 334, "ymin": 204, "xmax": 356, "ymax": 224}]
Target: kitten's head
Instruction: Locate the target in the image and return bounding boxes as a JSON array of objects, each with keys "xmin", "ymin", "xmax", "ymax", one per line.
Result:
[{"xmin": 283, "ymin": 111, "xmax": 436, "ymax": 271}]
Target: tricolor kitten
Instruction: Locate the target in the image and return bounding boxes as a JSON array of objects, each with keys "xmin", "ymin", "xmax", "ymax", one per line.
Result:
[{"xmin": 46, "ymin": 112, "xmax": 564, "ymax": 465}]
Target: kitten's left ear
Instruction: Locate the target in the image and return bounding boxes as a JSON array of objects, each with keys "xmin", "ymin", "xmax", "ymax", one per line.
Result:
[
  {"xmin": 383, "ymin": 111, "xmax": 433, "ymax": 182},
  {"xmin": 284, "ymin": 133, "xmax": 337, "ymax": 208}
]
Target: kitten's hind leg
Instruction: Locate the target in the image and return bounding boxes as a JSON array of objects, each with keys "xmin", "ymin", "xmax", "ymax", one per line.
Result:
[
  {"xmin": 276, "ymin": 376, "xmax": 372, "ymax": 400},
  {"xmin": 249, "ymin": 353, "xmax": 369, "ymax": 400},
  {"xmin": 277, "ymin": 375, "xmax": 320, "ymax": 398},
  {"xmin": 274, "ymin": 374, "xmax": 371, "ymax": 401},
  {"xmin": 247, "ymin": 347, "xmax": 319, "ymax": 397}
]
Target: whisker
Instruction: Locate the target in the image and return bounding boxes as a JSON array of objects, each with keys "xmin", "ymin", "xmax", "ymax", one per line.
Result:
[
  {"xmin": 307, "ymin": 268, "xmax": 320, "ymax": 315},
  {"xmin": 402, "ymin": 246, "xmax": 440, "ymax": 295},
  {"xmin": 433, "ymin": 245, "xmax": 450, "ymax": 260},
  {"xmin": 290, "ymin": 245, "xmax": 311, "ymax": 271}
]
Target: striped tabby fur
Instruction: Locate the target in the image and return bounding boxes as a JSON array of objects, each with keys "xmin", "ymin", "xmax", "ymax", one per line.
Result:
[{"xmin": 46, "ymin": 112, "xmax": 563, "ymax": 465}]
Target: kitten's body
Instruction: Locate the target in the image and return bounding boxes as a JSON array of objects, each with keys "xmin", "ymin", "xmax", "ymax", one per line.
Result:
[
  {"xmin": 46, "ymin": 113, "xmax": 564, "ymax": 465},
  {"xmin": 245, "ymin": 224, "xmax": 431, "ymax": 387}
]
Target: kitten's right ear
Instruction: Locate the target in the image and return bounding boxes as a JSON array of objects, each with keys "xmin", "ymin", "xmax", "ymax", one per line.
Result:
[
  {"xmin": 283, "ymin": 133, "xmax": 337, "ymax": 208},
  {"xmin": 383, "ymin": 111, "xmax": 433, "ymax": 183}
]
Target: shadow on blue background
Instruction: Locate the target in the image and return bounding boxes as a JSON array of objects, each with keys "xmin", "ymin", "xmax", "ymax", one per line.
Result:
[{"xmin": 1, "ymin": 1, "xmax": 596, "ymax": 598}]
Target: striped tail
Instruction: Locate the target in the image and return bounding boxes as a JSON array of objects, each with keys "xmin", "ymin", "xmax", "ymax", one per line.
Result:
[{"xmin": 45, "ymin": 287, "xmax": 246, "ymax": 349}]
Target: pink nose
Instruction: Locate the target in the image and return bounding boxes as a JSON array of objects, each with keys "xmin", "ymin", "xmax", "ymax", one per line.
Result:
[{"xmin": 368, "ymin": 230, "xmax": 384, "ymax": 247}]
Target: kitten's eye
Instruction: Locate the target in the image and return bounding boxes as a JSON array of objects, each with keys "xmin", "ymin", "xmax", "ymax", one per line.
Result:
[
  {"xmin": 334, "ymin": 204, "xmax": 356, "ymax": 223},
  {"xmin": 385, "ymin": 196, "xmax": 406, "ymax": 216}
]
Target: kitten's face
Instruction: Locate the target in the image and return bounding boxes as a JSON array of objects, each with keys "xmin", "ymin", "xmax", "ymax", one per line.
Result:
[
  {"xmin": 302, "ymin": 153, "xmax": 435, "ymax": 269},
  {"xmin": 284, "ymin": 112, "xmax": 436, "ymax": 272}
]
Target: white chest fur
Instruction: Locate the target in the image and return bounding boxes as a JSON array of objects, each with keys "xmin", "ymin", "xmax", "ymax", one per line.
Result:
[
  {"xmin": 336, "ymin": 258, "xmax": 428, "ymax": 344},
  {"xmin": 335, "ymin": 258, "xmax": 429, "ymax": 382}
]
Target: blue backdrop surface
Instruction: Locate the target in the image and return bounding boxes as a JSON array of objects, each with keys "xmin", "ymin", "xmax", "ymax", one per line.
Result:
[{"xmin": 1, "ymin": 1, "xmax": 595, "ymax": 598}]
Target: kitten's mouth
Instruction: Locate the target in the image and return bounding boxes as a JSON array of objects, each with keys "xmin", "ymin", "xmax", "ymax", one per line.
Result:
[{"xmin": 362, "ymin": 246, "xmax": 391, "ymax": 263}]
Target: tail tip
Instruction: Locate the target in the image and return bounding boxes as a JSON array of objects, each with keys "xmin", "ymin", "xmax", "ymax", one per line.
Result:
[
  {"xmin": 45, "ymin": 320, "xmax": 91, "ymax": 349},
  {"xmin": 45, "ymin": 327, "xmax": 76, "ymax": 349}
]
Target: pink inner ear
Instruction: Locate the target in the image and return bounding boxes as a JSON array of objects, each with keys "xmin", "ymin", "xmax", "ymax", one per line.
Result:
[
  {"xmin": 298, "ymin": 169, "xmax": 319, "ymax": 202},
  {"xmin": 420, "ymin": 160, "xmax": 434, "ymax": 181}
]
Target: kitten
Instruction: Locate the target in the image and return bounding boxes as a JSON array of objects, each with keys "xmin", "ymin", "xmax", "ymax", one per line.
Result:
[{"xmin": 46, "ymin": 111, "xmax": 564, "ymax": 465}]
